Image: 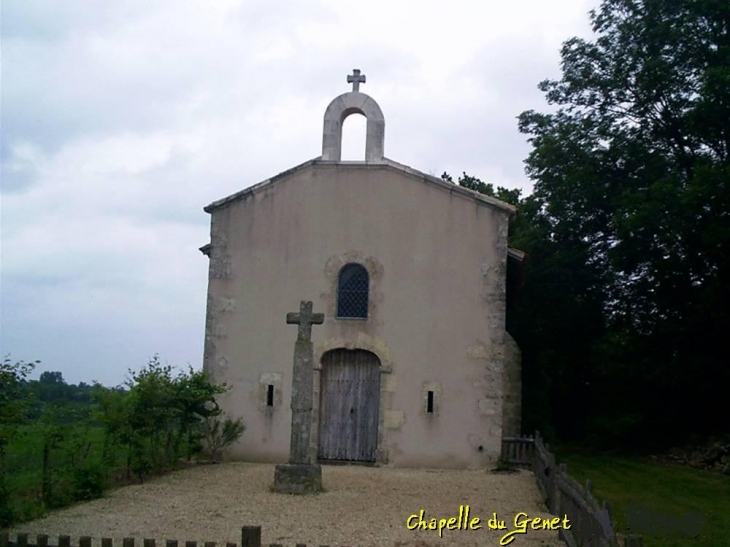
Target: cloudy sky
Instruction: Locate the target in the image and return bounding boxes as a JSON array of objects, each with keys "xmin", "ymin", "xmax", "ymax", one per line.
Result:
[{"xmin": 1, "ymin": 0, "xmax": 598, "ymax": 387}]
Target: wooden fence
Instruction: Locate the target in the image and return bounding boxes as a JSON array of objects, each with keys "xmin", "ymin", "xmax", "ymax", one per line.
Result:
[
  {"xmin": 0, "ymin": 528, "xmax": 329, "ymax": 547},
  {"xmin": 504, "ymin": 431, "xmax": 644, "ymax": 547},
  {"xmin": 501, "ymin": 434, "xmax": 536, "ymax": 465}
]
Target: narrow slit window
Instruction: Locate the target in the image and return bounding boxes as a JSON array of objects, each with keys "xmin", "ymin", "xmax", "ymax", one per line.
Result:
[
  {"xmin": 337, "ymin": 263, "xmax": 369, "ymax": 318},
  {"xmin": 427, "ymin": 391, "xmax": 434, "ymax": 413},
  {"xmin": 266, "ymin": 385, "xmax": 274, "ymax": 407}
]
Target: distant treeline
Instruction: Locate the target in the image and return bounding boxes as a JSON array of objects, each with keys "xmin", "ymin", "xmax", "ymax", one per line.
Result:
[{"xmin": 18, "ymin": 370, "xmax": 118, "ymax": 419}]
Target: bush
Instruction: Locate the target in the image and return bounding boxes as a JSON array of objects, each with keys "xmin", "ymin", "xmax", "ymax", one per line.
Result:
[
  {"xmin": 72, "ymin": 460, "xmax": 108, "ymax": 501},
  {"xmin": 0, "ymin": 483, "xmax": 13, "ymax": 528},
  {"xmin": 201, "ymin": 415, "xmax": 245, "ymax": 462}
]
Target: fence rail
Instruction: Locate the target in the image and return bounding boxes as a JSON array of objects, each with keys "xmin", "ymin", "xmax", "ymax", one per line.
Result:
[
  {"xmin": 525, "ymin": 432, "xmax": 644, "ymax": 547},
  {"xmin": 501, "ymin": 435, "xmax": 536, "ymax": 465}
]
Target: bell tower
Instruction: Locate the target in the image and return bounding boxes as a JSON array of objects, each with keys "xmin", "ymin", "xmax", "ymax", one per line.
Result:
[{"xmin": 321, "ymin": 69, "xmax": 385, "ymax": 163}]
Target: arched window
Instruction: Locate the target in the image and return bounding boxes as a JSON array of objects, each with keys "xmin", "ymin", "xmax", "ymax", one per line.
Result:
[{"xmin": 337, "ymin": 264, "xmax": 369, "ymax": 319}]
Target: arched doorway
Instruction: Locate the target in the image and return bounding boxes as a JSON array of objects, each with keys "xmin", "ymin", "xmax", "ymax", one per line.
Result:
[{"xmin": 318, "ymin": 349, "xmax": 381, "ymax": 462}]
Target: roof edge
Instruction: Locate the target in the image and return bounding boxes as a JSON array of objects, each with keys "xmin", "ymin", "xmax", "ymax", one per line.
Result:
[
  {"xmin": 203, "ymin": 157, "xmax": 518, "ymax": 216},
  {"xmin": 379, "ymin": 158, "xmax": 516, "ymax": 216},
  {"xmin": 203, "ymin": 157, "xmax": 321, "ymax": 212}
]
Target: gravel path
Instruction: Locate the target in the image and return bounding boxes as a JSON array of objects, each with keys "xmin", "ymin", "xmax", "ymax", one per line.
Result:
[{"xmin": 9, "ymin": 463, "xmax": 565, "ymax": 547}]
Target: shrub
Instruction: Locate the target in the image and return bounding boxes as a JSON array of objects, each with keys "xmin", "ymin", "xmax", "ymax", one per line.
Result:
[
  {"xmin": 72, "ymin": 460, "xmax": 108, "ymax": 501},
  {"xmin": 201, "ymin": 415, "xmax": 245, "ymax": 462}
]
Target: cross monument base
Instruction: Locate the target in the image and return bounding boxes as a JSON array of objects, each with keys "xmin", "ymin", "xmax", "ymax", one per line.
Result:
[{"xmin": 273, "ymin": 463, "xmax": 323, "ymax": 495}]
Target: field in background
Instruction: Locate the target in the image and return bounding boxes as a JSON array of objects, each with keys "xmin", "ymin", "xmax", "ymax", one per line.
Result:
[{"xmin": 4, "ymin": 424, "xmax": 125, "ymax": 523}]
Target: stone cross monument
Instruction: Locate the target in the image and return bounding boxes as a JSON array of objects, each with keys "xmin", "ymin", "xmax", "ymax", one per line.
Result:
[{"xmin": 273, "ymin": 300, "xmax": 324, "ymax": 494}]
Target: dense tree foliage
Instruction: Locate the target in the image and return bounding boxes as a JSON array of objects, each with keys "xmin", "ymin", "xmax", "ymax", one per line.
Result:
[
  {"xmin": 453, "ymin": 0, "xmax": 729, "ymax": 448},
  {"xmin": 0, "ymin": 357, "xmax": 38, "ymax": 524}
]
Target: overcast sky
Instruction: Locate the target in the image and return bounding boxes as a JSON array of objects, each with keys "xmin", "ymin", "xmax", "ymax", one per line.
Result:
[{"xmin": 1, "ymin": 0, "xmax": 598, "ymax": 387}]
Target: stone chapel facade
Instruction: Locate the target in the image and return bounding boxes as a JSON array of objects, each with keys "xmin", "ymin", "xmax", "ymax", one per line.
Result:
[{"xmin": 200, "ymin": 71, "xmax": 522, "ymax": 469}]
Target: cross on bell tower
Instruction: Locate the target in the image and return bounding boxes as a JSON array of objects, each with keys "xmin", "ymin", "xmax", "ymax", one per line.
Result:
[{"xmin": 347, "ymin": 69, "xmax": 366, "ymax": 92}]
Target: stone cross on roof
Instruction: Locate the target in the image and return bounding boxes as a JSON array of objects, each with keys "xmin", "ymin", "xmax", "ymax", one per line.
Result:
[
  {"xmin": 347, "ymin": 69, "xmax": 366, "ymax": 92},
  {"xmin": 286, "ymin": 301, "xmax": 324, "ymax": 342}
]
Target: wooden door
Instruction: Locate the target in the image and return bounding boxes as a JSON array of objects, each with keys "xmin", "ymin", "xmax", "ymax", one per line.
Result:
[{"xmin": 318, "ymin": 349, "xmax": 380, "ymax": 462}]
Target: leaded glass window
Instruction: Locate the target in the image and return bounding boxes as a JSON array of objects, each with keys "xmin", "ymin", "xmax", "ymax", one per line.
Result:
[{"xmin": 337, "ymin": 264, "xmax": 369, "ymax": 319}]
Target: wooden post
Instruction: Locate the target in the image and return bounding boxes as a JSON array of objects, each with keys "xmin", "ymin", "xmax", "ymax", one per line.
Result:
[
  {"xmin": 604, "ymin": 499, "xmax": 615, "ymax": 532},
  {"xmin": 241, "ymin": 527, "xmax": 261, "ymax": 547},
  {"xmin": 548, "ymin": 452, "xmax": 557, "ymax": 510}
]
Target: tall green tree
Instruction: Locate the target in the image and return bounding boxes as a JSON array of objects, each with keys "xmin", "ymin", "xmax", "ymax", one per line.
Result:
[{"xmin": 517, "ymin": 0, "xmax": 730, "ymax": 445}]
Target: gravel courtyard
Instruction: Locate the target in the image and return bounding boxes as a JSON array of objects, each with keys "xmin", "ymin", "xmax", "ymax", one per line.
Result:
[{"xmin": 9, "ymin": 463, "xmax": 565, "ymax": 547}]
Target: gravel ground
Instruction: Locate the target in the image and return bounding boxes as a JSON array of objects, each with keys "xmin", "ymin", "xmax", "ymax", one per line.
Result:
[{"xmin": 8, "ymin": 463, "xmax": 565, "ymax": 547}]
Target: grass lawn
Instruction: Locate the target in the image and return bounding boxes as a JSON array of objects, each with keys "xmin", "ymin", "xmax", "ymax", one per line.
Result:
[{"xmin": 554, "ymin": 449, "xmax": 730, "ymax": 547}]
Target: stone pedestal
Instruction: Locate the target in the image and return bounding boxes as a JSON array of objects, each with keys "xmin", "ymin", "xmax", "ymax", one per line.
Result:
[{"xmin": 273, "ymin": 463, "xmax": 323, "ymax": 494}]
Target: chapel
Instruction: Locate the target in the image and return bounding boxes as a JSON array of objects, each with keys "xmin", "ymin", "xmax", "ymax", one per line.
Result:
[{"xmin": 200, "ymin": 70, "xmax": 523, "ymax": 468}]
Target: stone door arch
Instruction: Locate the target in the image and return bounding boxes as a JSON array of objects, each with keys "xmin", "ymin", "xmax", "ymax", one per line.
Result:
[{"xmin": 318, "ymin": 348, "xmax": 381, "ymax": 462}]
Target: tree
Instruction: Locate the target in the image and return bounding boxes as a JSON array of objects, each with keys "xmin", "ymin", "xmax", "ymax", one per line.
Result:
[
  {"xmin": 0, "ymin": 356, "xmax": 38, "ymax": 526},
  {"xmin": 39, "ymin": 371, "xmax": 64, "ymax": 385},
  {"xmin": 172, "ymin": 366, "xmax": 228, "ymax": 460},
  {"xmin": 517, "ymin": 0, "xmax": 730, "ymax": 445},
  {"xmin": 94, "ymin": 356, "xmax": 234, "ymax": 480},
  {"xmin": 442, "ymin": 172, "xmax": 523, "ymax": 207}
]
